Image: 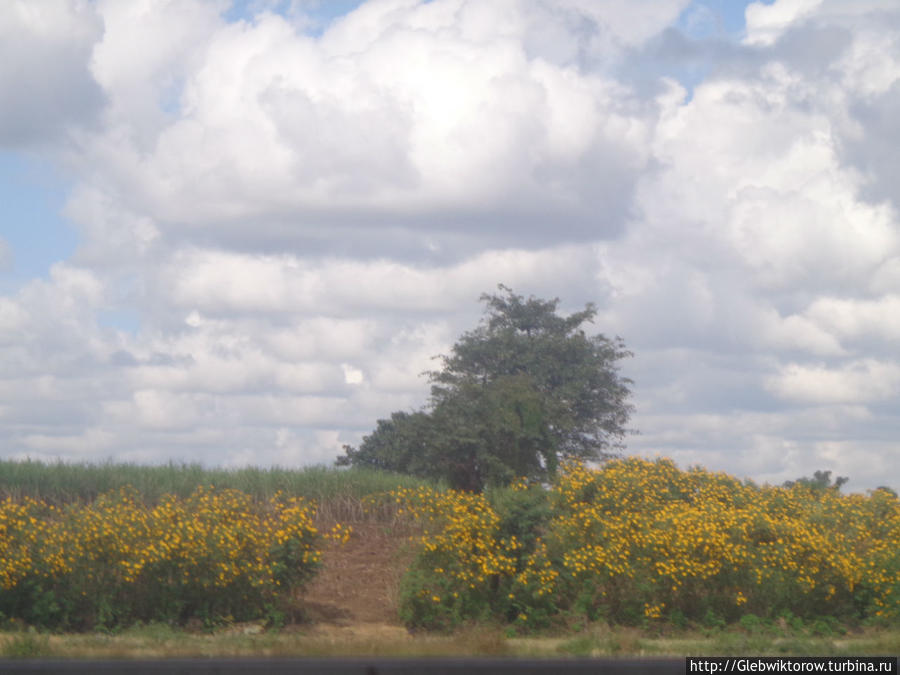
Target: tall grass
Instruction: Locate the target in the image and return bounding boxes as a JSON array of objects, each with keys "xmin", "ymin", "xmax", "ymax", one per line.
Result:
[{"xmin": 0, "ymin": 459, "xmax": 443, "ymax": 522}]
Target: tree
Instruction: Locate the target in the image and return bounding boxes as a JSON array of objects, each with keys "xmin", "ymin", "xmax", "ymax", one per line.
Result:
[
  {"xmin": 782, "ymin": 470, "xmax": 849, "ymax": 492},
  {"xmin": 337, "ymin": 285, "xmax": 634, "ymax": 491}
]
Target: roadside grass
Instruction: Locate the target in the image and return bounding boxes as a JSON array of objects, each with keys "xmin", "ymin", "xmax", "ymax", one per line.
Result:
[
  {"xmin": 551, "ymin": 624, "xmax": 900, "ymax": 657},
  {"xmin": 1, "ymin": 623, "xmax": 897, "ymax": 659}
]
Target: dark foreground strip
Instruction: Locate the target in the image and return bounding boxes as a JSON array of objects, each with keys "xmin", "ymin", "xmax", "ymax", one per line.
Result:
[
  {"xmin": 0, "ymin": 657, "xmax": 682, "ymax": 674},
  {"xmin": 2, "ymin": 658, "xmax": 893, "ymax": 675}
]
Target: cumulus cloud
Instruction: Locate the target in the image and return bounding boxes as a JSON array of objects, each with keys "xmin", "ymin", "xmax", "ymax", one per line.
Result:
[
  {"xmin": 744, "ymin": 0, "xmax": 825, "ymax": 47},
  {"xmin": 588, "ymin": 0, "xmax": 900, "ymax": 490},
  {"xmin": 68, "ymin": 0, "xmax": 687, "ymax": 258},
  {"xmin": 2, "ymin": 0, "xmax": 900, "ymax": 491},
  {"xmin": 159, "ymin": 244, "xmax": 602, "ymax": 317},
  {"xmin": 89, "ymin": 0, "xmax": 226, "ymax": 149},
  {"xmin": 767, "ymin": 359, "xmax": 900, "ymax": 405},
  {"xmin": 0, "ymin": 0, "xmax": 104, "ymax": 147}
]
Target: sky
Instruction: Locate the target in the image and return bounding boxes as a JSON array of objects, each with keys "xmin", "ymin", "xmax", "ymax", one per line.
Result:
[{"xmin": 1, "ymin": 0, "xmax": 899, "ymax": 493}]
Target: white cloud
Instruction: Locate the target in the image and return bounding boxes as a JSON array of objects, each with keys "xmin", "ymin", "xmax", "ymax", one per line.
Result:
[
  {"xmin": 801, "ymin": 295, "xmax": 900, "ymax": 345},
  {"xmin": 767, "ymin": 359, "xmax": 900, "ymax": 404},
  {"xmin": 761, "ymin": 312, "xmax": 845, "ymax": 356},
  {"xmin": 744, "ymin": 0, "xmax": 824, "ymax": 47},
  {"xmin": 21, "ymin": 427, "xmax": 116, "ymax": 456},
  {"xmin": 0, "ymin": 298, "xmax": 26, "ymax": 341},
  {"xmin": 0, "ymin": 0, "xmax": 103, "ymax": 146},
  {"xmin": 267, "ymin": 427, "xmax": 345, "ymax": 467},
  {"xmin": 641, "ymin": 63, "xmax": 900, "ymax": 292},
  {"xmin": 341, "ymin": 364, "xmax": 364, "ymax": 385},
  {"xmin": 63, "ymin": 186, "xmax": 161, "ymax": 268},
  {"xmin": 68, "ymin": 0, "xmax": 668, "ymax": 250},
  {"xmin": 2, "ymin": 0, "xmax": 900, "ymax": 492},
  {"xmin": 128, "ymin": 389, "xmax": 203, "ymax": 430},
  {"xmin": 833, "ymin": 20, "xmax": 900, "ymax": 99},
  {"xmin": 88, "ymin": 0, "xmax": 229, "ymax": 152},
  {"xmin": 161, "ymin": 245, "xmax": 601, "ymax": 317}
]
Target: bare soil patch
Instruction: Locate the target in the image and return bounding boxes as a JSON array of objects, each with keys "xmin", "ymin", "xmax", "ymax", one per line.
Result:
[{"xmin": 299, "ymin": 522, "xmax": 416, "ymax": 627}]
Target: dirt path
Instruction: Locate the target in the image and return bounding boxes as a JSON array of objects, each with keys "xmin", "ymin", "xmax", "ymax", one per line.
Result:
[{"xmin": 300, "ymin": 523, "xmax": 415, "ymax": 628}]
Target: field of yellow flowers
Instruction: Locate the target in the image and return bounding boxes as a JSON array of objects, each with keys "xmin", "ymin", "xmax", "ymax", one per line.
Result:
[
  {"xmin": 385, "ymin": 458, "xmax": 900, "ymax": 631},
  {"xmin": 0, "ymin": 485, "xmax": 349, "ymax": 630},
  {"xmin": 1, "ymin": 457, "xmax": 898, "ymax": 636}
]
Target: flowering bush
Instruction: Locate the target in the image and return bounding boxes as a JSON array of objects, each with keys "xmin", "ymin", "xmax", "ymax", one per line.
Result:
[
  {"xmin": 386, "ymin": 458, "xmax": 900, "ymax": 630},
  {"xmin": 0, "ymin": 486, "xmax": 348, "ymax": 630},
  {"xmin": 372, "ymin": 485, "xmax": 523, "ymax": 629}
]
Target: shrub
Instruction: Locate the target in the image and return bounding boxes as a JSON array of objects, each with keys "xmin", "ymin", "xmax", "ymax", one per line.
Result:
[
  {"xmin": 388, "ymin": 458, "xmax": 900, "ymax": 631},
  {"xmin": 0, "ymin": 486, "xmax": 346, "ymax": 630}
]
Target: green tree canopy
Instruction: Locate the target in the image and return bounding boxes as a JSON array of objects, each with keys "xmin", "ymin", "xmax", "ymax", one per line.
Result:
[
  {"xmin": 782, "ymin": 469, "xmax": 849, "ymax": 492},
  {"xmin": 337, "ymin": 285, "xmax": 634, "ymax": 491}
]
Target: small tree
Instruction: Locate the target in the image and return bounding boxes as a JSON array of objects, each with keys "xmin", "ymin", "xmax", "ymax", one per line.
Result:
[
  {"xmin": 338, "ymin": 285, "xmax": 634, "ymax": 490},
  {"xmin": 783, "ymin": 470, "xmax": 849, "ymax": 492}
]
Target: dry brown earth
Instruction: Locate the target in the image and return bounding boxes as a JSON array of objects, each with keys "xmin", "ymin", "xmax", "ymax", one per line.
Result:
[{"xmin": 297, "ymin": 522, "xmax": 417, "ymax": 641}]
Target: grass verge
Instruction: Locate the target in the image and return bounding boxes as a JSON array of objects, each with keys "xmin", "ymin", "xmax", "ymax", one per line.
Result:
[{"xmin": 1, "ymin": 623, "xmax": 897, "ymax": 659}]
